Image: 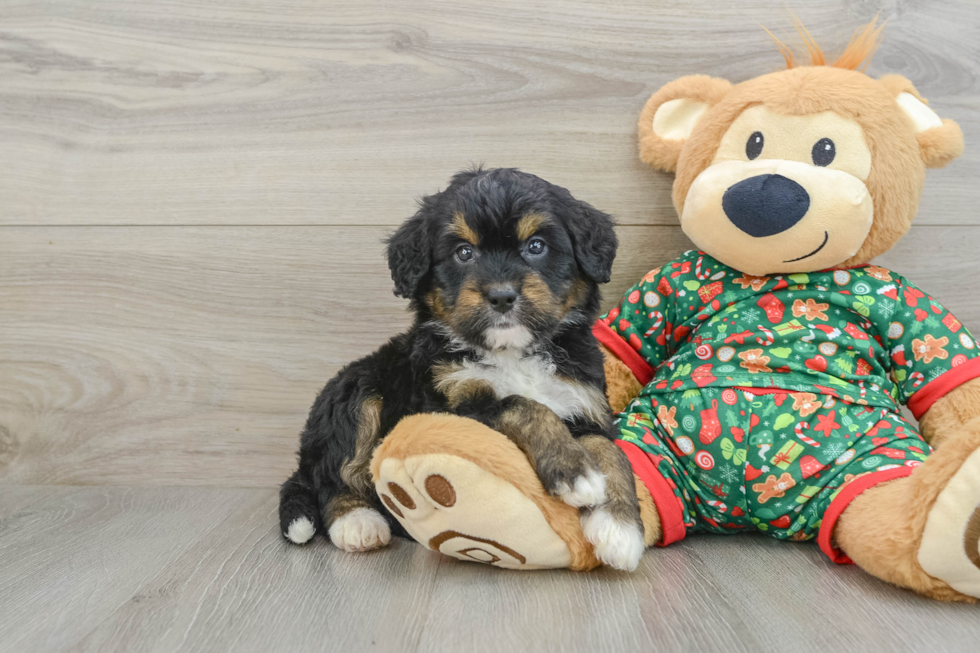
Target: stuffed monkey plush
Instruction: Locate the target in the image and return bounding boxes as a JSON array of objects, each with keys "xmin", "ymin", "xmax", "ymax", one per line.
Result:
[{"xmin": 369, "ymin": 23, "xmax": 980, "ymax": 602}]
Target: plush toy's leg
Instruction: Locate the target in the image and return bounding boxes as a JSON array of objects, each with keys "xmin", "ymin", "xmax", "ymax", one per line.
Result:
[
  {"xmin": 834, "ymin": 416, "xmax": 980, "ymax": 602},
  {"xmin": 370, "ymin": 413, "xmax": 662, "ymax": 570},
  {"xmin": 371, "ymin": 413, "xmax": 599, "ymax": 570}
]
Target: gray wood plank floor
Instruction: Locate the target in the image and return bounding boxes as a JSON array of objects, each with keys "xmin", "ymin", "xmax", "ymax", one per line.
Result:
[
  {"xmin": 2, "ymin": 0, "xmax": 979, "ymax": 650},
  {"xmin": 1, "ymin": 485, "xmax": 978, "ymax": 653}
]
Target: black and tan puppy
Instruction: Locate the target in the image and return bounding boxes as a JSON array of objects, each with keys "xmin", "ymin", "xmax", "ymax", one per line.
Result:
[{"xmin": 279, "ymin": 168, "xmax": 645, "ymax": 570}]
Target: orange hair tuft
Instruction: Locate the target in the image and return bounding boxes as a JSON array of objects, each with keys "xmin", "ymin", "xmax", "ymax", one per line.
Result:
[
  {"xmin": 763, "ymin": 16, "xmax": 885, "ymax": 71},
  {"xmin": 833, "ymin": 18, "xmax": 886, "ymax": 71}
]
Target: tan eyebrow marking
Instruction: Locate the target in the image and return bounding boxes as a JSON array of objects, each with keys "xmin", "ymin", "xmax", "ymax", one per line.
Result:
[
  {"xmin": 516, "ymin": 213, "xmax": 550, "ymax": 241},
  {"xmin": 451, "ymin": 212, "xmax": 479, "ymax": 245}
]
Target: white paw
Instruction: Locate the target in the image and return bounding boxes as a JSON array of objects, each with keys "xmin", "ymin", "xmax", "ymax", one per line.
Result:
[
  {"xmin": 555, "ymin": 469, "xmax": 607, "ymax": 508},
  {"xmin": 582, "ymin": 508, "xmax": 645, "ymax": 571},
  {"xmin": 328, "ymin": 508, "xmax": 391, "ymax": 552},
  {"xmin": 285, "ymin": 517, "xmax": 315, "ymax": 544}
]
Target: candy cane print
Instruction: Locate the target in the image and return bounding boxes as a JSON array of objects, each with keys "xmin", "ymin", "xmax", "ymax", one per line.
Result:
[
  {"xmin": 795, "ymin": 422, "xmax": 821, "ymax": 447},
  {"xmin": 755, "ymin": 326, "xmax": 774, "ymax": 346},
  {"xmin": 695, "ymin": 255, "xmax": 712, "ymax": 280},
  {"xmin": 910, "ymin": 372, "xmax": 925, "ymax": 388},
  {"xmin": 857, "ymin": 381, "xmax": 867, "ymax": 401},
  {"xmin": 644, "ymin": 311, "xmax": 664, "ymax": 337}
]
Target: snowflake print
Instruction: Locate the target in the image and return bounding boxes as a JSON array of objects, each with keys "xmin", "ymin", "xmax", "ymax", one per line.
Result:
[
  {"xmin": 720, "ymin": 466, "xmax": 740, "ymax": 483},
  {"xmin": 825, "ymin": 442, "xmax": 847, "ymax": 459},
  {"xmin": 741, "ymin": 307, "xmax": 761, "ymax": 322},
  {"xmin": 878, "ymin": 300, "xmax": 896, "ymax": 320}
]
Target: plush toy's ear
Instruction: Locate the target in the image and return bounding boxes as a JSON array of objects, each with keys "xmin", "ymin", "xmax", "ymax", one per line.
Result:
[
  {"xmin": 638, "ymin": 75, "xmax": 732, "ymax": 173},
  {"xmin": 879, "ymin": 75, "xmax": 964, "ymax": 169}
]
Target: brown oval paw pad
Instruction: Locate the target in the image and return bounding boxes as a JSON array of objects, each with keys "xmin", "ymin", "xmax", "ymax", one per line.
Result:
[
  {"xmin": 381, "ymin": 494, "xmax": 404, "ymax": 518},
  {"xmin": 425, "ymin": 474, "xmax": 456, "ymax": 507},
  {"xmin": 387, "ymin": 482, "xmax": 415, "ymax": 510},
  {"xmin": 966, "ymin": 505, "xmax": 980, "ymax": 571}
]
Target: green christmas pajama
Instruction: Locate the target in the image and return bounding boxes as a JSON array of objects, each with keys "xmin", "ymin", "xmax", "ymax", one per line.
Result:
[{"xmin": 593, "ymin": 251, "xmax": 980, "ymax": 562}]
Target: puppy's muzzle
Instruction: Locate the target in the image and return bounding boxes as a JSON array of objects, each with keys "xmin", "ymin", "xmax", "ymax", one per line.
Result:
[
  {"xmin": 722, "ymin": 173, "xmax": 810, "ymax": 237},
  {"xmin": 485, "ymin": 284, "xmax": 518, "ymax": 314}
]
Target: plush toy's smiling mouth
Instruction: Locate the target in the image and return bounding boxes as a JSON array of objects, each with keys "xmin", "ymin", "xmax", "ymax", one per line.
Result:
[{"xmin": 783, "ymin": 231, "xmax": 829, "ymax": 263}]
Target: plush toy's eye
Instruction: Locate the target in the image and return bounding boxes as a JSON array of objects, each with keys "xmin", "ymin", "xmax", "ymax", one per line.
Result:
[
  {"xmin": 525, "ymin": 238, "xmax": 547, "ymax": 256},
  {"xmin": 812, "ymin": 138, "xmax": 836, "ymax": 166},
  {"xmin": 745, "ymin": 131, "xmax": 764, "ymax": 160},
  {"xmin": 455, "ymin": 245, "xmax": 474, "ymax": 262}
]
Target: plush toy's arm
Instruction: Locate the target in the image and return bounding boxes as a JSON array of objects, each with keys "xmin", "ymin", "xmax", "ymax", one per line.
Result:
[
  {"xmin": 918, "ymin": 377, "xmax": 980, "ymax": 449},
  {"xmin": 602, "ymin": 343, "xmax": 643, "ymax": 413}
]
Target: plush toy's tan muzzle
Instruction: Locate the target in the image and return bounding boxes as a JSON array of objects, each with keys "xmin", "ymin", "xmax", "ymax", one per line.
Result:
[{"xmin": 681, "ymin": 159, "xmax": 873, "ymax": 276}]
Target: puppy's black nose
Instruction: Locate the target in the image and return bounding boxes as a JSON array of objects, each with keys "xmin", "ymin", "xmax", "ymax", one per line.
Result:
[
  {"xmin": 722, "ymin": 174, "xmax": 810, "ymax": 237},
  {"xmin": 486, "ymin": 285, "xmax": 518, "ymax": 314}
]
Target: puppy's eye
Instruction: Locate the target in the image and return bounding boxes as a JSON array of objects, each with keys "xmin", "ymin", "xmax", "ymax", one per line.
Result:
[
  {"xmin": 526, "ymin": 238, "xmax": 547, "ymax": 256},
  {"xmin": 812, "ymin": 138, "xmax": 835, "ymax": 166},
  {"xmin": 455, "ymin": 245, "xmax": 474, "ymax": 263},
  {"xmin": 746, "ymin": 131, "xmax": 764, "ymax": 160}
]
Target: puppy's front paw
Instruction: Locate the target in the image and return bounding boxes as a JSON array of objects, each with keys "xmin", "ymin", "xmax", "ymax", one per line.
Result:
[
  {"xmin": 538, "ymin": 446, "xmax": 607, "ymax": 508},
  {"xmin": 328, "ymin": 508, "xmax": 391, "ymax": 552},
  {"xmin": 554, "ymin": 468, "xmax": 607, "ymax": 508},
  {"xmin": 581, "ymin": 508, "xmax": 645, "ymax": 572}
]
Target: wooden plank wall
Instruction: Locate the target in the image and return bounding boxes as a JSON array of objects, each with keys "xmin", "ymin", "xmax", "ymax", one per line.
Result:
[{"xmin": 1, "ymin": 0, "xmax": 978, "ymax": 488}]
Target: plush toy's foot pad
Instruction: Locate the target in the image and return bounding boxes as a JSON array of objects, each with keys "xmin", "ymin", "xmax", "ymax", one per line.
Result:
[
  {"xmin": 371, "ymin": 414, "xmax": 600, "ymax": 571},
  {"xmin": 918, "ymin": 446, "xmax": 980, "ymax": 598},
  {"xmin": 376, "ymin": 453, "xmax": 572, "ymax": 568}
]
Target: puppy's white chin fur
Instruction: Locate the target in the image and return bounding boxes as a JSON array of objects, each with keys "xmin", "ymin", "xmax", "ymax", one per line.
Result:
[{"xmin": 484, "ymin": 325, "xmax": 534, "ymax": 350}]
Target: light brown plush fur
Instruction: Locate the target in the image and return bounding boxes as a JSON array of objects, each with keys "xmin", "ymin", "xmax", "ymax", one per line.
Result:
[
  {"xmin": 371, "ymin": 413, "xmax": 601, "ymax": 571},
  {"xmin": 917, "ymin": 119, "xmax": 966, "ymax": 169},
  {"xmin": 835, "ymin": 414, "xmax": 980, "ymax": 603},
  {"xmin": 601, "ymin": 344, "xmax": 644, "ymax": 414},
  {"xmin": 920, "ymin": 377, "xmax": 980, "ymax": 449},
  {"xmin": 638, "ymin": 75, "xmax": 731, "ymax": 173},
  {"xmin": 635, "ymin": 474, "xmax": 662, "ymax": 547}
]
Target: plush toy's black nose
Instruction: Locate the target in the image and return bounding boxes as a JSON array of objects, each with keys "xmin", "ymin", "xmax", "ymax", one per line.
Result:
[
  {"xmin": 721, "ymin": 174, "xmax": 810, "ymax": 237},
  {"xmin": 486, "ymin": 285, "xmax": 518, "ymax": 314}
]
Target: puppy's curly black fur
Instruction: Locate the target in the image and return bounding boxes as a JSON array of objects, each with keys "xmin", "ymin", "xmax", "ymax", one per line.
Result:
[{"xmin": 279, "ymin": 168, "xmax": 642, "ymax": 559}]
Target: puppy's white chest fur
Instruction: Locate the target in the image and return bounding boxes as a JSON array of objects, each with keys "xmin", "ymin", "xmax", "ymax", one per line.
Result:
[{"xmin": 441, "ymin": 350, "xmax": 606, "ymax": 423}]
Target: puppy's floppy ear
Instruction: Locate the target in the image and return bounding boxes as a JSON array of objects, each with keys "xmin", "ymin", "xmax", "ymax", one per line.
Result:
[
  {"xmin": 638, "ymin": 75, "xmax": 732, "ymax": 173},
  {"xmin": 556, "ymin": 189, "xmax": 618, "ymax": 284},
  {"xmin": 386, "ymin": 209, "xmax": 432, "ymax": 298},
  {"xmin": 879, "ymin": 75, "xmax": 964, "ymax": 169}
]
